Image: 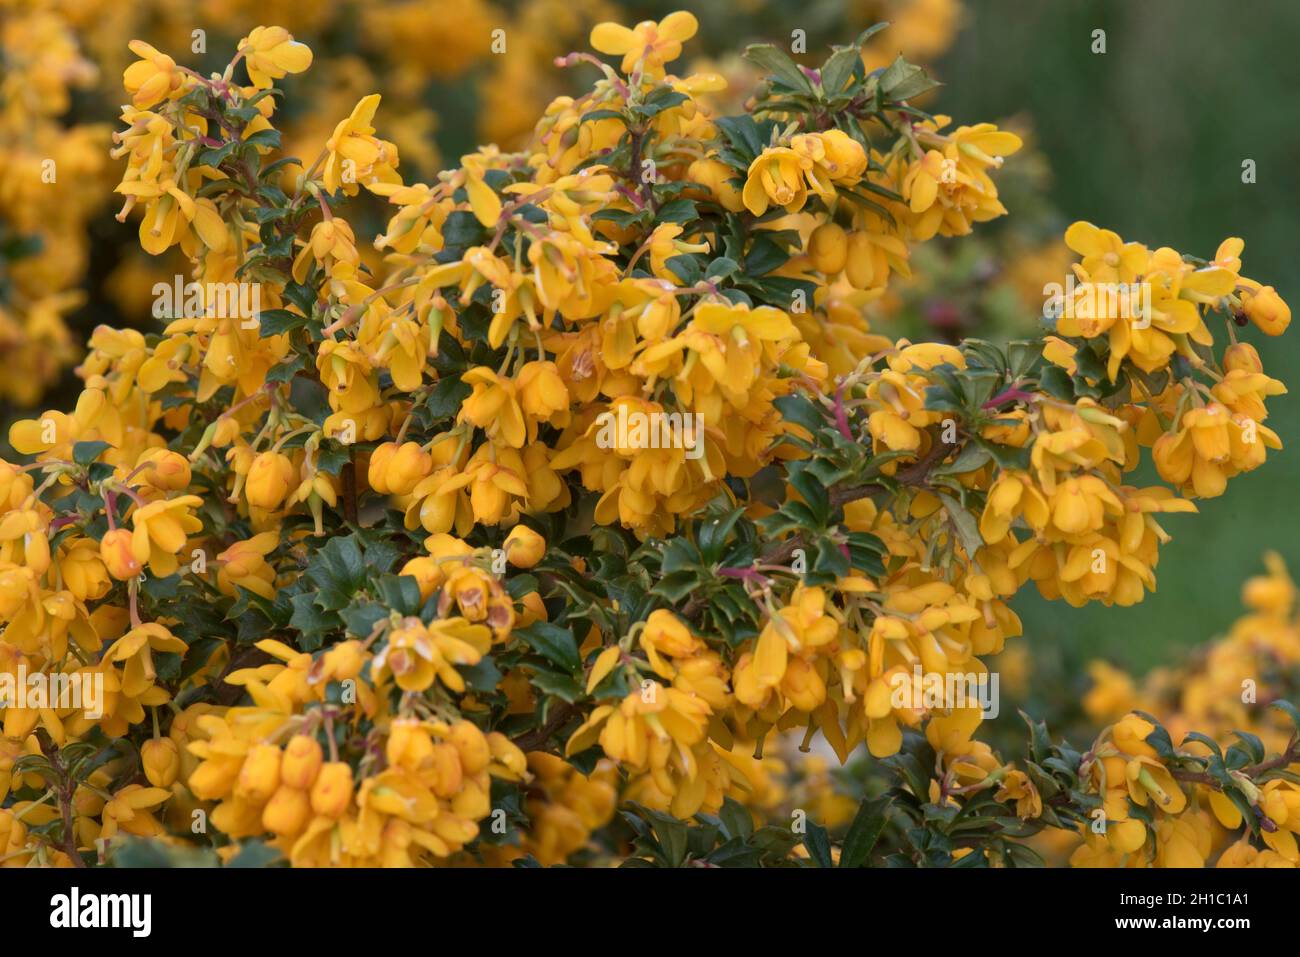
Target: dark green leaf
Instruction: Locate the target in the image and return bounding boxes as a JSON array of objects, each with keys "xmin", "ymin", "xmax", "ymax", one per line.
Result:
[{"xmin": 515, "ymin": 621, "xmax": 581, "ymax": 673}]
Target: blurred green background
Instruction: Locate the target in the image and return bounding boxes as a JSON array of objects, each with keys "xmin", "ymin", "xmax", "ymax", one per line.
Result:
[{"xmin": 935, "ymin": 0, "xmax": 1300, "ymax": 672}]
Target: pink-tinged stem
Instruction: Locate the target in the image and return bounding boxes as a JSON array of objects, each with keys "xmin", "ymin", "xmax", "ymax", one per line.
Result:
[
  {"xmin": 982, "ymin": 387, "xmax": 1037, "ymax": 410},
  {"xmin": 614, "ymin": 183, "xmax": 645, "ymax": 209},
  {"xmin": 104, "ymin": 490, "xmax": 118, "ymax": 531},
  {"xmin": 833, "ymin": 385, "xmax": 853, "ymax": 440},
  {"xmin": 719, "ymin": 567, "xmax": 768, "ymax": 584}
]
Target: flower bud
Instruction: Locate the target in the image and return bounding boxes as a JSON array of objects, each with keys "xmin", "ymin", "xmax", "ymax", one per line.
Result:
[
  {"xmin": 281, "ymin": 734, "xmax": 324, "ymax": 790},
  {"xmin": 310, "ymin": 762, "xmax": 354, "ymax": 818},
  {"xmin": 319, "ymin": 639, "xmax": 366, "ymax": 683},
  {"xmin": 246, "ymin": 451, "xmax": 296, "ymax": 509},
  {"xmin": 517, "ymin": 590, "xmax": 547, "ymax": 626},
  {"xmin": 516, "ymin": 361, "xmax": 569, "ymax": 422},
  {"xmin": 141, "ymin": 738, "xmax": 180, "ymax": 788},
  {"xmin": 486, "ymin": 731, "xmax": 528, "ymax": 780},
  {"xmin": 1244, "ymin": 285, "xmax": 1291, "ymax": 336},
  {"xmin": 817, "ymin": 129, "xmax": 867, "ymax": 182},
  {"xmin": 1223, "ymin": 342, "xmax": 1263, "ymax": 374},
  {"xmin": 643, "ymin": 608, "xmax": 697, "ymax": 657},
  {"xmin": 369, "ymin": 441, "xmax": 431, "ymax": 496},
  {"xmin": 388, "ymin": 442, "xmax": 433, "ymax": 495},
  {"xmin": 138, "ymin": 448, "xmax": 192, "ymax": 491},
  {"xmin": 448, "ymin": 720, "xmax": 491, "ymax": 775},
  {"xmin": 844, "ymin": 231, "xmax": 878, "ymax": 289},
  {"xmin": 687, "ymin": 157, "xmax": 745, "ymax": 213},
  {"xmin": 808, "ymin": 223, "xmax": 848, "ymax": 275},
  {"xmin": 188, "ymin": 756, "xmax": 241, "ymax": 800},
  {"xmin": 261, "ymin": 784, "xmax": 311, "ymax": 835},
  {"xmin": 1242, "ymin": 573, "xmax": 1292, "ymax": 615},
  {"xmin": 503, "ymin": 525, "xmax": 546, "ymax": 568},
  {"xmin": 236, "ymin": 743, "xmax": 282, "ymax": 802},
  {"xmin": 399, "ymin": 556, "xmax": 443, "ymax": 602},
  {"xmin": 428, "ymin": 743, "xmax": 464, "ymax": 798},
  {"xmin": 213, "ymin": 416, "xmax": 242, "ymax": 447},
  {"xmin": 101, "ymin": 528, "xmax": 143, "ymax": 581},
  {"xmin": 0, "ymin": 462, "xmax": 33, "ymax": 511},
  {"xmin": 367, "ymin": 442, "xmax": 398, "ymax": 493}
]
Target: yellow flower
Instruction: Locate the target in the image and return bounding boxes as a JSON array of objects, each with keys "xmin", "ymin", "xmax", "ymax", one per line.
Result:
[
  {"xmin": 292, "ymin": 219, "xmax": 359, "ymax": 284},
  {"xmin": 735, "ymin": 586, "xmax": 837, "ymax": 709},
  {"xmin": 996, "ymin": 770, "xmax": 1042, "ymax": 819},
  {"xmin": 100, "ymin": 785, "xmax": 171, "ymax": 840},
  {"xmin": 844, "ymin": 230, "xmax": 910, "ymax": 290},
  {"xmin": 130, "ymin": 494, "xmax": 204, "ymax": 576},
  {"xmin": 310, "ymin": 762, "xmax": 354, "ymax": 819},
  {"xmin": 503, "ymin": 525, "xmax": 546, "ymax": 569},
  {"xmin": 742, "ymin": 147, "xmax": 808, "ymax": 216},
  {"xmin": 216, "ymin": 532, "xmax": 279, "ymax": 599},
  {"xmin": 372, "ymin": 617, "xmax": 492, "ymax": 693},
  {"xmin": 463, "ymin": 156, "xmax": 503, "ymax": 229},
  {"xmin": 459, "ymin": 367, "xmax": 525, "ymax": 448},
  {"xmin": 103, "ymin": 623, "xmax": 187, "ymax": 698},
  {"xmin": 246, "ymin": 450, "xmax": 297, "ymax": 510},
  {"xmin": 58, "ymin": 538, "xmax": 111, "ymax": 602},
  {"xmin": 807, "ymin": 222, "xmax": 848, "ymax": 274},
  {"xmin": 565, "ymin": 682, "xmax": 711, "ymax": 773},
  {"xmin": 899, "ymin": 122, "xmax": 1021, "ymax": 240},
  {"xmin": 1125, "ymin": 756, "xmax": 1188, "ymax": 815},
  {"xmin": 323, "ymin": 95, "xmax": 400, "ymax": 196},
  {"xmin": 122, "ymin": 41, "xmax": 185, "ymax": 109},
  {"xmin": 515, "ymin": 360, "xmax": 570, "ymax": 434},
  {"xmin": 141, "ymin": 738, "xmax": 180, "ymax": 788},
  {"xmin": 1153, "ymin": 401, "xmax": 1280, "ymax": 499},
  {"xmin": 589, "ymin": 11, "xmax": 698, "ymax": 77},
  {"xmin": 237, "ymin": 26, "xmax": 314, "ymax": 90},
  {"xmin": 134, "ymin": 448, "xmax": 191, "ymax": 492},
  {"xmin": 1063, "ymin": 221, "xmax": 1150, "ymax": 284},
  {"xmin": 687, "ymin": 157, "xmax": 745, "ymax": 213},
  {"xmin": 814, "ymin": 129, "xmax": 868, "ymax": 183},
  {"xmin": 368, "ymin": 441, "xmax": 433, "ymax": 496},
  {"xmin": 100, "ymin": 528, "xmax": 144, "ymax": 581},
  {"xmin": 639, "ymin": 609, "xmax": 702, "ymax": 678},
  {"xmin": 1242, "ymin": 284, "xmax": 1291, "ymax": 336},
  {"xmin": 282, "ymin": 735, "xmax": 324, "ymax": 789}
]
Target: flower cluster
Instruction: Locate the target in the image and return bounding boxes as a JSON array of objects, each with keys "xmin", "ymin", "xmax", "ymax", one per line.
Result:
[
  {"xmin": 1, "ymin": 0, "xmax": 954, "ymax": 414},
  {"xmin": 0, "ymin": 3, "xmax": 109, "ymax": 404},
  {"xmin": 1071, "ymin": 553, "xmax": 1300, "ymax": 867}
]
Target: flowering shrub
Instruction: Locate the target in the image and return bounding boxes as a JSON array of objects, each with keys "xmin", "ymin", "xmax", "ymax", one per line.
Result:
[
  {"xmin": 1, "ymin": 13, "xmax": 1296, "ymax": 869},
  {"xmin": 0, "ymin": 0, "xmax": 959, "ymax": 416},
  {"xmin": 1071, "ymin": 553, "xmax": 1300, "ymax": 867}
]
